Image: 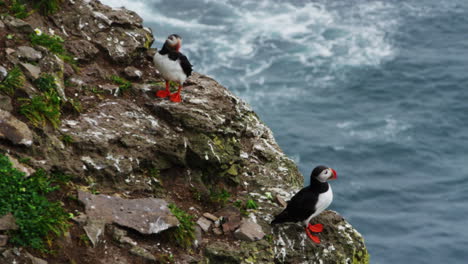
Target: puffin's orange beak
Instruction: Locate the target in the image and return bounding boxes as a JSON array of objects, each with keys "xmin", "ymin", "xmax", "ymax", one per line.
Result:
[{"xmin": 329, "ymin": 168, "xmax": 337, "ymax": 180}]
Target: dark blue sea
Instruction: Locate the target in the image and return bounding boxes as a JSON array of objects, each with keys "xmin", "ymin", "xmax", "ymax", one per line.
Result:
[{"xmin": 104, "ymin": 0, "xmax": 468, "ymax": 262}]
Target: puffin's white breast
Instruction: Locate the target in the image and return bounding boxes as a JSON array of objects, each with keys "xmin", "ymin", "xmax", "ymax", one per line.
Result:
[
  {"xmin": 304, "ymin": 186, "xmax": 333, "ymax": 225},
  {"xmin": 153, "ymin": 53, "xmax": 187, "ymax": 84}
]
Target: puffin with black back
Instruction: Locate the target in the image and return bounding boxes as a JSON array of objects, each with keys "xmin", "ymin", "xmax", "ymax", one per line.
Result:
[
  {"xmin": 271, "ymin": 165, "xmax": 337, "ymax": 243},
  {"xmin": 153, "ymin": 34, "xmax": 193, "ymax": 102}
]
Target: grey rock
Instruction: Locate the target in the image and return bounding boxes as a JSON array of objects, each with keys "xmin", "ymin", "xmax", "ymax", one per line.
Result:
[
  {"xmin": 78, "ymin": 190, "xmax": 179, "ymax": 235},
  {"xmin": 71, "ymin": 213, "xmax": 88, "ymax": 224},
  {"xmin": 26, "ymin": 252, "xmax": 48, "ymax": 264},
  {"xmin": 216, "ymin": 206, "xmax": 242, "ymax": 233},
  {"xmin": 203, "ymin": 212, "xmax": 219, "ymax": 222},
  {"xmin": 65, "ymin": 40, "xmax": 99, "ymax": 63},
  {"xmin": 194, "ymin": 226, "xmax": 202, "ymax": 249},
  {"xmin": 0, "ymin": 20, "xmax": 4, "ymax": 29},
  {"xmin": 111, "ymin": 226, "xmax": 137, "ymax": 246},
  {"xmin": 0, "ymin": 213, "xmax": 18, "ymax": 231},
  {"xmin": 123, "ymin": 66, "xmax": 143, "ymax": 80},
  {"xmin": 0, "ymin": 66, "xmax": 7, "ymax": 81},
  {"xmin": 0, "ymin": 109, "xmax": 33, "ymax": 146},
  {"xmin": 0, "ymin": 235, "xmax": 8, "ymax": 247},
  {"xmin": 5, "ymin": 48, "xmax": 16, "ymax": 55},
  {"xmin": 4, "ymin": 16, "xmax": 34, "ymax": 34},
  {"xmin": 212, "ymin": 227, "xmax": 223, "ymax": 236},
  {"xmin": 129, "ymin": 246, "xmax": 156, "ymax": 262},
  {"xmin": 19, "ymin": 62, "xmax": 41, "ymax": 80},
  {"xmin": 0, "ymin": 95, "xmax": 13, "ymax": 112},
  {"xmin": 5, "ymin": 154, "xmax": 35, "ymax": 177},
  {"xmin": 196, "ymin": 217, "xmax": 212, "ymax": 232},
  {"xmin": 234, "ymin": 219, "xmax": 265, "ymax": 242},
  {"xmin": 16, "ymin": 46, "xmax": 43, "ymax": 62},
  {"xmin": 83, "ymin": 219, "xmax": 105, "ymax": 247},
  {"xmin": 276, "ymin": 194, "xmax": 287, "ymax": 208}
]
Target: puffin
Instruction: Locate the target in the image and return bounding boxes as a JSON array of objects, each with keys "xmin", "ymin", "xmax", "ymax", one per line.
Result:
[
  {"xmin": 271, "ymin": 165, "xmax": 337, "ymax": 244},
  {"xmin": 153, "ymin": 34, "xmax": 193, "ymax": 103}
]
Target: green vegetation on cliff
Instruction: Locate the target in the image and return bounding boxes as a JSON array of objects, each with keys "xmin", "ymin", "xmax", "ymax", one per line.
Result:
[{"xmin": 0, "ymin": 154, "xmax": 69, "ymax": 250}]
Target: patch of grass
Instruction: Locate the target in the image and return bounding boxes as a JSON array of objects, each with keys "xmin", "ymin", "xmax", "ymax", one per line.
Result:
[
  {"xmin": 245, "ymin": 199, "xmax": 258, "ymax": 210},
  {"xmin": 110, "ymin": 75, "xmax": 132, "ymax": 95},
  {"xmin": 0, "ymin": 66, "xmax": 25, "ymax": 95},
  {"xmin": 60, "ymin": 134, "xmax": 73, "ymax": 145},
  {"xmin": 209, "ymin": 187, "xmax": 231, "ymax": 207},
  {"xmin": 168, "ymin": 204, "xmax": 195, "ymax": 249},
  {"xmin": 30, "ymin": 33, "xmax": 65, "ymax": 54},
  {"xmin": 9, "ymin": 0, "xmax": 29, "ymax": 19},
  {"xmin": 0, "ymin": 154, "xmax": 69, "ymax": 251},
  {"xmin": 30, "ymin": 0, "xmax": 62, "ymax": 15},
  {"xmin": 19, "ymin": 74, "xmax": 61, "ymax": 128}
]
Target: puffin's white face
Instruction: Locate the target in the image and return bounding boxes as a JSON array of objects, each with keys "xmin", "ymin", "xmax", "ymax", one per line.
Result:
[
  {"xmin": 166, "ymin": 35, "xmax": 182, "ymax": 50},
  {"xmin": 317, "ymin": 168, "xmax": 337, "ymax": 183}
]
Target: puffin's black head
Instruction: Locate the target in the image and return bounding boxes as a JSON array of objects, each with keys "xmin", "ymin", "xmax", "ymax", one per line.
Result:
[
  {"xmin": 310, "ymin": 165, "xmax": 337, "ymax": 183},
  {"xmin": 164, "ymin": 34, "xmax": 182, "ymax": 51}
]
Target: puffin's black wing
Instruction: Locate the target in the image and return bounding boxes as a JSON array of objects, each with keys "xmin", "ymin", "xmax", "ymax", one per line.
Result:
[
  {"xmin": 271, "ymin": 187, "xmax": 317, "ymax": 224},
  {"xmin": 166, "ymin": 51, "xmax": 193, "ymax": 77}
]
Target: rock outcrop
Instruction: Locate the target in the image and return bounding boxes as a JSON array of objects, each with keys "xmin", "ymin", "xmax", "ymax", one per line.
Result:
[{"xmin": 0, "ymin": 0, "xmax": 369, "ymax": 263}]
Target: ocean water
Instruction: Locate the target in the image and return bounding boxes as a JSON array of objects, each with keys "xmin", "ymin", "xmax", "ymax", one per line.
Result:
[{"xmin": 102, "ymin": 0, "xmax": 468, "ymax": 263}]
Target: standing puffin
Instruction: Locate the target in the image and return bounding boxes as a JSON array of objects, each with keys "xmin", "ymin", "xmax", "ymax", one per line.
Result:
[
  {"xmin": 271, "ymin": 165, "xmax": 337, "ymax": 243},
  {"xmin": 153, "ymin": 34, "xmax": 192, "ymax": 103}
]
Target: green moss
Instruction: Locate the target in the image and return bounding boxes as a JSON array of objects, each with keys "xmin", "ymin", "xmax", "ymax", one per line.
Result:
[
  {"xmin": 30, "ymin": 33, "xmax": 65, "ymax": 54},
  {"xmin": 0, "ymin": 154, "xmax": 69, "ymax": 251},
  {"xmin": 209, "ymin": 187, "xmax": 231, "ymax": 207},
  {"xmin": 110, "ymin": 75, "xmax": 132, "ymax": 95},
  {"xmin": 60, "ymin": 133, "xmax": 73, "ymax": 145},
  {"xmin": 19, "ymin": 74, "xmax": 62, "ymax": 128},
  {"xmin": 168, "ymin": 204, "xmax": 195, "ymax": 249},
  {"xmin": 30, "ymin": 0, "xmax": 62, "ymax": 15},
  {"xmin": 9, "ymin": 0, "xmax": 30, "ymax": 18},
  {"xmin": 0, "ymin": 66, "xmax": 25, "ymax": 95}
]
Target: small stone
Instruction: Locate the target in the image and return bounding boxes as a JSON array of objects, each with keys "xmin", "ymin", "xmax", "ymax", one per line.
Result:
[
  {"xmin": 19, "ymin": 62, "xmax": 41, "ymax": 80},
  {"xmin": 0, "ymin": 235, "xmax": 8, "ymax": 247},
  {"xmin": 203, "ymin": 212, "xmax": 219, "ymax": 222},
  {"xmin": 16, "ymin": 46, "xmax": 43, "ymax": 62},
  {"xmin": 5, "ymin": 48, "xmax": 16, "ymax": 55},
  {"xmin": 216, "ymin": 206, "xmax": 242, "ymax": 233},
  {"xmin": 112, "ymin": 226, "xmax": 137, "ymax": 246},
  {"xmin": 193, "ymin": 226, "xmax": 202, "ymax": 249},
  {"xmin": 71, "ymin": 213, "xmax": 88, "ymax": 224},
  {"xmin": 0, "ymin": 20, "xmax": 4, "ymax": 29},
  {"xmin": 4, "ymin": 16, "xmax": 34, "ymax": 34},
  {"xmin": 83, "ymin": 219, "xmax": 105, "ymax": 247},
  {"xmin": 0, "ymin": 109, "xmax": 34, "ymax": 146},
  {"xmin": 123, "ymin": 66, "xmax": 143, "ymax": 80},
  {"xmin": 129, "ymin": 246, "xmax": 156, "ymax": 262},
  {"xmin": 213, "ymin": 227, "xmax": 223, "ymax": 236},
  {"xmin": 26, "ymin": 252, "xmax": 48, "ymax": 264},
  {"xmin": 5, "ymin": 154, "xmax": 35, "ymax": 177},
  {"xmin": 0, "ymin": 96, "xmax": 13, "ymax": 112},
  {"xmin": 0, "ymin": 213, "xmax": 18, "ymax": 231},
  {"xmin": 196, "ymin": 217, "xmax": 212, "ymax": 232},
  {"xmin": 276, "ymin": 195, "xmax": 287, "ymax": 208},
  {"xmin": 0, "ymin": 66, "xmax": 7, "ymax": 81},
  {"xmin": 234, "ymin": 219, "xmax": 265, "ymax": 242}
]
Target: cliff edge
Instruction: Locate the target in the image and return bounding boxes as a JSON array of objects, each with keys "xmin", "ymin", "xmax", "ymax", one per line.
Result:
[{"xmin": 0, "ymin": 0, "xmax": 369, "ymax": 263}]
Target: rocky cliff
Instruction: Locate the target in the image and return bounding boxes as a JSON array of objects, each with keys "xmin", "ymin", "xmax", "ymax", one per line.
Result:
[{"xmin": 0, "ymin": 0, "xmax": 369, "ymax": 263}]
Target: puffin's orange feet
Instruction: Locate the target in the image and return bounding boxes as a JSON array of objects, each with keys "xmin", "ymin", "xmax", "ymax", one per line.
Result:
[
  {"xmin": 305, "ymin": 228, "xmax": 320, "ymax": 244},
  {"xmin": 170, "ymin": 92, "xmax": 181, "ymax": 103},
  {"xmin": 308, "ymin": 223, "xmax": 323, "ymax": 233},
  {"xmin": 156, "ymin": 89, "xmax": 171, "ymax": 98}
]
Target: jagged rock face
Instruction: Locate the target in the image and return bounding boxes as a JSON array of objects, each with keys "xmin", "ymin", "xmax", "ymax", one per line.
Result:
[{"xmin": 50, "ymin": 0, "xmax": 152, "ymax": 64}]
